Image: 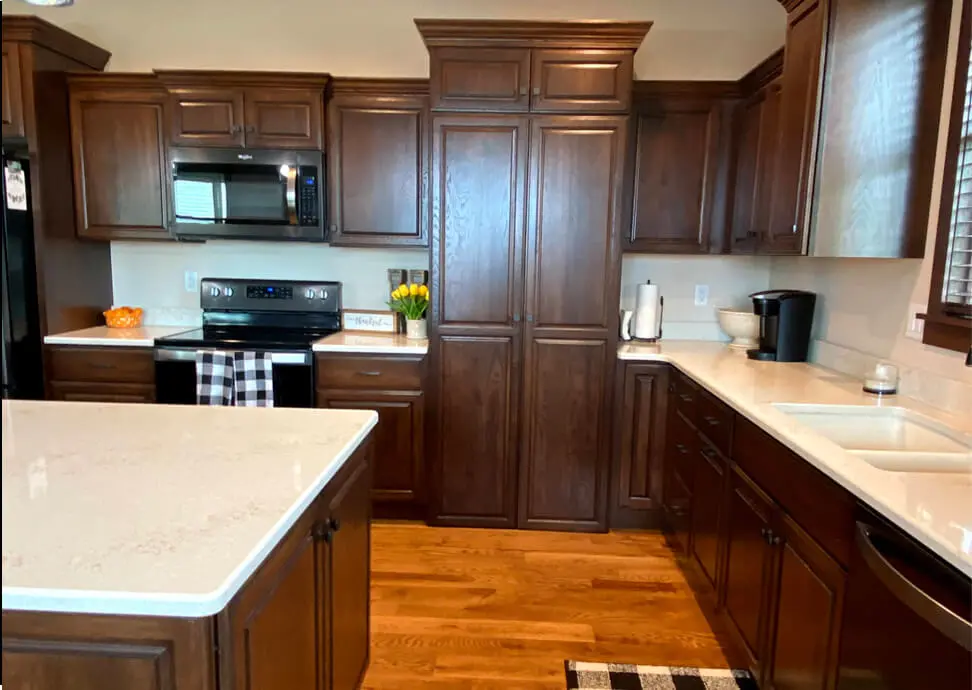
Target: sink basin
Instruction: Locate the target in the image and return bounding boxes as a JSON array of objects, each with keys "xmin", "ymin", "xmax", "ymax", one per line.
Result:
[{"xmin": 771, "ymin": 403, "xmax": 972, "ymax": 474}]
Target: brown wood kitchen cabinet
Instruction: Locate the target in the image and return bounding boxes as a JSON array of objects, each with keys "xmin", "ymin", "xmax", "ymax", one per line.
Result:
[
  {"xmin": 316, "ymin": 353, "xmax": 427, "ymax": 519},
  {"xmin": 628, "ymin": 83, "xmax": 733, "ymax": 253},
  {"xmin": 326, "ymin": 79, "xmax": 429, "ymax": 247},
  {"xmin": 68, "ymin": 74, "xmax": 172, "ymax": 241},
  {"xmin": 2, "ymin": 42, "xmax": 25, "ymax": 138},
  {"xmin": 417, "ymin": 20, "xmax": 649, "ymax": 114},
  {"xmin": 611, "ymin": 362, "xmax": 669, "ymax": 528},
  {"xmin": 157, "ymin": 72, "xmax": 328, "ymax": 150},
  {"xmin": 46, "ymin": 346, "xmax": 155, "ymax": 403}
]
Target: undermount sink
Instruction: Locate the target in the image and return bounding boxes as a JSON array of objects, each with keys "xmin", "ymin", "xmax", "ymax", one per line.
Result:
[{"xmin": 771, "ymin": 403, "xmax": 972, "ymax": 474}]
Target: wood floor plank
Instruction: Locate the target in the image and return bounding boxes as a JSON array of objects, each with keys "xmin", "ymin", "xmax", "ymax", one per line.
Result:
[{"xmin": 364, "ymin": 524, "xmax": 741, "ymax": 688}]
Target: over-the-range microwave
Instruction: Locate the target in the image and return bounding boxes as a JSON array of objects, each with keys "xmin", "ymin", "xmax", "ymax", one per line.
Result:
[{"xmin": 169, "ymin": 148, "xmax": 325, "ymax": 242}]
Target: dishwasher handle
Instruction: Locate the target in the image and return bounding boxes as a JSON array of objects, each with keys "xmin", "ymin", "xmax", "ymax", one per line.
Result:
[{"xmin": 856, "ymin": 521, "xmax": 972, "ymax": 651}]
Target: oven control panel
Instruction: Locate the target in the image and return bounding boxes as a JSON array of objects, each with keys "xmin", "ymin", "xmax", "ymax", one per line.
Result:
[{"xmin": 201, "ymin": 278, "xmax": 341, "ymax": 313}]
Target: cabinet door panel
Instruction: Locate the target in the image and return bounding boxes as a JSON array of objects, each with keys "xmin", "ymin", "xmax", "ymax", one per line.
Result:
[
  {"xmin": 519, "ymin": 338, "xmax": 610, "ymax": 530},
  {"xmin": 244, "ymin": 88, "xmax": 323, "ymax": 149},
  {"xmin": 319, "ymin": 390, "xmax": 424, "ymax": 508},
  {"xmin": 766, "ymin": 513, "xmax": 845, "ymax": 690},
  {"xmin": 526, "ymin": 116, "xmax": 626, "ymax": 334},
  {"xmin": 328, "ymin": 94, "xmax": 427, "ymax": 246},
  {"xmin": 432, "ymin": 116, "xmax": 528, "ymax": 327},
  {"xmin": 767, "ymin": 0, "xmax": 825, "ymax": 254},
  {"xmin": 430, "ymin": 47, "xmax": 531, "ymax": 112},
  {"xmin": 729, "ymin": 94, "xmax": 762, "ymax": 253},
  {"xmin": 531, "ymin": 50, "xmax": 632, "ymax": 113},
  {"xmin": 617, "ymin": 364, "xmax": 668, "ymax": 510},
  {"xmin": 630, "ymin": 101, "xmax": 718, "ymax": 253},
  {"xmin": 167, "ymin": 87, "xmax": 244, "ymax": 147},
  {"xmin": 662, "ymin": 406, "xmax": 696, "ymax": 551},
  {"xmin": 70, "ymin": 87, "xmax": 170, "ymax": 240},
  {"xmin": 724, "ymin": 465, "xmax": 775, "ymax": 676},
  {"xmin": 434, "ymin": 336, "xmax": 518, "ymax": 526},
  {"xmin": 2, "ymin": 42, "xmax": 24, "ymax": 138},
  {"xmin": 326, "ymin": 455, "xmax": 372, "ymax": 690},
  {"xmin": 690, "ymin": 444, "xmax": 725, "ymax": 590}
]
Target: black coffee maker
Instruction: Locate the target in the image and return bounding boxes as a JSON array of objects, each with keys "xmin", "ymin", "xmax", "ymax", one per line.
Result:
[{"xmin": 747, "ymin": 290, "xmax": 816, "ymax": 362}]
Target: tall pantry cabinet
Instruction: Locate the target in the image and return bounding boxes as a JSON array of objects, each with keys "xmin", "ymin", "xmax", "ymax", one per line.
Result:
[{"xmin": 416, "ymin": 21, "xmax": 651, "ymax": 531}]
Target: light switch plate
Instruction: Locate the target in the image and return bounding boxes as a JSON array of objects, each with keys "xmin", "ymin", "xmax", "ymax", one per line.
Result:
[
  {"xmin": 184, "ymin": 271, "xmax": 198, "ymax": 293},
  {"xmin": 694, "ymin": 284, "xmax": 710, "ymax": 307},
  {"xmin": 904, "ymin": 302, "xmax": 925, "ymax": 341}
]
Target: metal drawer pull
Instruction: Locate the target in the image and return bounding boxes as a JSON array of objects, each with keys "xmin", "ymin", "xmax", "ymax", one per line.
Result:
[
  {"xmin": 356, "ymin": 371, "xmax": 382, "ymax": 376},
  {"xmin": 679, "ymin": 393, "xmax": 694, "ymax": 403},
  {"xmin": 675, "ymin": 443, "xmax": 688, "ymax": 454},
  {"xmin": 703, "ymin": 415, "xmax": 720, "ymax": 426},
  {"xmin": 700, "ymin": 446, "xmax": 718, "ymax": 460},
  {"xmin": 856, "ymin": 522, "xmax": 972, "ymax": 651}
]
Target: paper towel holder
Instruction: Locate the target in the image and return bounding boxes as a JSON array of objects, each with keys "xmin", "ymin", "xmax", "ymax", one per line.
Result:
[{"xmin": 620, "ymin": 297, "xmax": 664, "ymax": 342}]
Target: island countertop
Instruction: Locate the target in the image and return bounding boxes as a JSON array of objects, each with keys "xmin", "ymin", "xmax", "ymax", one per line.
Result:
[
  {"xmin": 618, "ymin": 340, "xmax": 972, "ymax": 577},
  {"xmin": 1, "ymin": 401, "xmax": 377, "ymax": 617}
]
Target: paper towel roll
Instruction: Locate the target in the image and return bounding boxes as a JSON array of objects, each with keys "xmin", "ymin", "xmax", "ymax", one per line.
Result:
[{"xmin": 634, "ymin": 283, "xmax": 660, "ymax": 340}]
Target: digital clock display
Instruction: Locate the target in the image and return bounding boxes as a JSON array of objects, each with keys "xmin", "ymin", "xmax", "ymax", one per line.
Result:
[{"xmin": 246, "ymin": 285, "xmax": 294, "ymax": 300}]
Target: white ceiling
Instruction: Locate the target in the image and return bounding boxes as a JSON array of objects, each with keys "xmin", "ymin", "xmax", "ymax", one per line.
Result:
[{"xmin": 2, "ymin": 0, "xmax": 786, "ymax": 80}]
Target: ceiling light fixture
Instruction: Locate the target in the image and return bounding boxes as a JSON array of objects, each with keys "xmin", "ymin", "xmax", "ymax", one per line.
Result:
[{"xmin": 23, "ymin": 0, "xmax": 75, "ymax": 6}]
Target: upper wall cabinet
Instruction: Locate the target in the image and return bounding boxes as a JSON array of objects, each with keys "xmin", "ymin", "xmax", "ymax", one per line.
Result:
[
  {"xmin": 628, "ymin": 83, "xmax": 734, "ymax": 253},
  {"xmin": 68, "ymin": 75, "xmax": 171, "ymax": 241},
  {"xmin": 155, "ymin": 72, "xmax": 328, "ymax": 150},
  {"xmin": 416, "ymin": 20, "xmax": 651, "ymax": 114},
  {"xmin": 326, "ymin": 79, "xmax": 429, "ymax": 247},
  {"xmin": 2, "ymin": 42, "xmax": 25, "ymax": 138}
]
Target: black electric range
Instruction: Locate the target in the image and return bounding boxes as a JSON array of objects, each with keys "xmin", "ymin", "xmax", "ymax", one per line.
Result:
[{"xmin": 154, "ymin": 278, "xmax": 341, "ymax": 407}]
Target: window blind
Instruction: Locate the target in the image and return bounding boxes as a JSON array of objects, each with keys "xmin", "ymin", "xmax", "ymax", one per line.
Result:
[{"xmin": 943, "ymin": 30, "xmax": 972, "ymax": 314}]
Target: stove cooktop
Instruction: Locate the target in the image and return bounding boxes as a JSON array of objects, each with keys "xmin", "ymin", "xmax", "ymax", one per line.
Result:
[{"xmin": 156, "ymin": 325, "xmax": 340, "ymax": 351}]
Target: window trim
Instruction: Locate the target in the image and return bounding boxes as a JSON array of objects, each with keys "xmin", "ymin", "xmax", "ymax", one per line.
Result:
[{"xmin": 925, "ymin": 0, "xmax": 972, "ymax": 352}]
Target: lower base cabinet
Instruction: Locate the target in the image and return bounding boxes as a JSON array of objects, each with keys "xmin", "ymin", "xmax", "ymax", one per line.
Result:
[
  {"xmin": 46, "ymin": 346, "xmax": 155, "ymax": 402},
  {"xmin": 1, "ymin": 441, "xmax": 374, "ymax": 690},
  {"xmin": 690, "ymin": 442, "xmax": 726, "ymax": 589}
]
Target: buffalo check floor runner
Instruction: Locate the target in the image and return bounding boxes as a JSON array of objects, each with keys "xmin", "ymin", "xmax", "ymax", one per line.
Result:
[{"xmin": 565, "ymin": 661, "xmax": 758, "ymax": 690}]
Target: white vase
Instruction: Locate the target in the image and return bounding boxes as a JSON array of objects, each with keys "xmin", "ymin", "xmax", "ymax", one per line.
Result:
[{"xmin": 405, "ymin": 318, "xmax": 428, "ymax": 340}]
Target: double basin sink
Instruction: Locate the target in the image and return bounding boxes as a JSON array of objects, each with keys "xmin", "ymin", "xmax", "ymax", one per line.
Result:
[{"xmin": 772, "ymin": 404, "xmax": 972, "ymax": 475}]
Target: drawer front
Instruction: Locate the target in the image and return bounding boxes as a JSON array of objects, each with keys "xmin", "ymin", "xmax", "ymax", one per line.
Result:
[
  {"xmin": 732, "ymin": 416, "xmax": 854, "ymax": 567},
  {"xmin": 48, "ymin": 346, "xmax": 155, "ymax": 385},
  {"xmin": 49, "ymin": 381, "xmax": 155, "ymax": 404},
  {"xmin": 697, "ymin": 388, "xmax": 733, "ymax": 455},
  {"xmin": 315, "ymin": 355, "xmax": 423, "ymax": 390},
  {"xmin": 673, "ymin": 370, "xmax": 700, "ymax": 426}
]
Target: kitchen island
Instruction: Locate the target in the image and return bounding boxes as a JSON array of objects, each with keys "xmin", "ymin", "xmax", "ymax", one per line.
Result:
[{"xmin": 1, "ymin": 400, "xmax": 377, "ymax": 690}]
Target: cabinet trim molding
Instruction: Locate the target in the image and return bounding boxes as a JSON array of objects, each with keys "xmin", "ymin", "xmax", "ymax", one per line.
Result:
[{"xmin": 415, "ymin": 19, "xmax": 652, "ymax": 50}]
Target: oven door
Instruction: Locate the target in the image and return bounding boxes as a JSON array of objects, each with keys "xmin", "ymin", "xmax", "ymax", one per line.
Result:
[
  {"xmin": 170, "ymin": 148, "xmax": 324, "ymax": 241},
  {"xmin": 154, "ymin": 348, "xmax": 314, "ymax": 408}
]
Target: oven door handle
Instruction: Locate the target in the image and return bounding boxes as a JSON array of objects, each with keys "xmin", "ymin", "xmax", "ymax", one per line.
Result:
[
  {"xmin": 154, "ymin": 348, "xmax": 312, "ymax": 366},
  {"xmin": 285, "ymin": 165, "xmax": 298, "ymax": 225},
  {"xmin": 856, "ymin": 521, "xmax": 972, "ymax": 651}
]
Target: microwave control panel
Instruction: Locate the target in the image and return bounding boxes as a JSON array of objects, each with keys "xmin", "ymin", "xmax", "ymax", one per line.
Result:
[{"xmin": 299, "ymin": 167, "xmax": 319, "ymax": 226}]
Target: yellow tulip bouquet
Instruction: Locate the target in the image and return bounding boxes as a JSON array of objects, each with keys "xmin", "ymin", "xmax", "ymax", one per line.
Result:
[{"xmin": 388, "ymin": 283, "xmax": 430, "ymax": 320}]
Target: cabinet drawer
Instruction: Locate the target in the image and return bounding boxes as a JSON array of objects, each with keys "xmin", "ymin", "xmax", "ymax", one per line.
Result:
[
  {"xmin": 315, "ymin": 355, "xmax": 423, "ymax": 390},
  {"xmin": 49, "ymin": 381, "xmax": 155, "ymax": 404},
  {"xmin": 673, "ymin": 370, "xmax": 700, "ymax": 426},
  {"xmin": 697, "ymin": 388, "xmax": 733, "ymax": 455},
  {"xmin": 732, "ymin": 416, "xmax": 854, "ymax": 566},
  {"xmin": 48, "ymin": 347, "xmax": 155, "ymax": 384}
]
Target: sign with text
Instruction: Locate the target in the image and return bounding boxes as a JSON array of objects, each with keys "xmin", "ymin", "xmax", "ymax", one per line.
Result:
[{"xmin": 341, "ymin": 310, "xmax": 398, "ymax": 334}]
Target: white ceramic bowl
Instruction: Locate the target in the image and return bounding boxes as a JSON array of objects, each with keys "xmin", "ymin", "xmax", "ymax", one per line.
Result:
[{"xmin": 717, "ymin": 308, "xmax": 760, "ymax": 350}]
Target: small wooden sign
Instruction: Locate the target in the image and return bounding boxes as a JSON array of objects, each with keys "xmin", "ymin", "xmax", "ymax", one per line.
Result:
[{"xmin": 342, "ymin": 309, "xmax": 398, "ymax": 334}]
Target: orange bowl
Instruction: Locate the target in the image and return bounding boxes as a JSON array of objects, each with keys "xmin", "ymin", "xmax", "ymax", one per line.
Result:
[{"xmin": 104, "ymin": 307, "xmax": 143, "ymax": 329}]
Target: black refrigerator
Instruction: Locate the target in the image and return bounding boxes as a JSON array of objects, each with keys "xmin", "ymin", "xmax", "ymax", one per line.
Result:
[{"xmin": 1, "ymin": 148, "xmax": 43, "ymax": 399}]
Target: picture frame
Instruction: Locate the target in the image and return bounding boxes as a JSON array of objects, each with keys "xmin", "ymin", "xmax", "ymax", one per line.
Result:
[{"xmin": 341, "ymin": 309, "xmax": 398, "ymax": 334}]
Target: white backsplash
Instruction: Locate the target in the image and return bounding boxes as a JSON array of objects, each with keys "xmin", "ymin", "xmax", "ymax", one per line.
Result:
[
  {"xmin": 110, "ymin": 241, "xmax": 429, "ymax": 325},
  {"xmin": 621, "ymin": 255, "xmax": 772, "ymax": 341}
]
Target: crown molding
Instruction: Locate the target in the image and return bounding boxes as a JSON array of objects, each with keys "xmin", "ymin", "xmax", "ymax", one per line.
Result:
[
  {"xmin": 330, "ymin": 77, "xmax": 429, "ymax": 96},
  {"xmin": 739, "ymin": 48, "xmax": 785, "ymax": 97},
  {"xmin": 414, "ymin": 19, "xmax": 652, "ymax": 50},
  {"xmin": 2, "ymin": 15, "xmax": 110, "ymax": 70},
  {"xmin": 154, "ymin": 70, "xmax": 330, "ymax": 89}
]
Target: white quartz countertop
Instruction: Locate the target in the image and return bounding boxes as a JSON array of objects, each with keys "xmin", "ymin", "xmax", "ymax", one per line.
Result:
[
  {"xmin": 44, "ymin": 325, "xmax": 192, "ymax": 347},
  {"xmin": 1, "ymin": 401, "xmax": 377, "ymax": 617},
  {"xmin": 312, "ymin": 331, "xmax": 428, "ymax": 355},
  {"xmin": 618, "ymin": 340, "xmax": 972, "ymax": 577}
]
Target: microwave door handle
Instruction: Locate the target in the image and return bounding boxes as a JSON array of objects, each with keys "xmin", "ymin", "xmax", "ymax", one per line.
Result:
[
  {"xmin": 285, "ymin": 166, "xmax": 298, "ymax": 225},
  {"xmin": 856, "ymin": 522, "xmax": 972, "ymax": 651}
]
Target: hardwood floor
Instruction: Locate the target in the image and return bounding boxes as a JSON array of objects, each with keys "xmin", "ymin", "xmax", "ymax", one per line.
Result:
[{"xmin": 364, "ymin": 522, "xmax": 743, "ymax": 689}]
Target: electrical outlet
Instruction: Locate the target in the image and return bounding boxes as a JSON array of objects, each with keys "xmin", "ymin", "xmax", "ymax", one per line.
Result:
[
  {"xmin": 904, "ymin": 303, "xmax": 925, "ymax": 341},
  {"xmin": 694, "ymin": 284, "xmax": 710, "ymax": 307},
  {"xmin": 184, "ymin": 271, "xmax": 198, "ymax": 293}
]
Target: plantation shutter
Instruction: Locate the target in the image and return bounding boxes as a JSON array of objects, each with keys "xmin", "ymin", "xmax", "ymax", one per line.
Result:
[{"xmin": 942, "ymin": 31, "xmax": 972, "ymax": 315}]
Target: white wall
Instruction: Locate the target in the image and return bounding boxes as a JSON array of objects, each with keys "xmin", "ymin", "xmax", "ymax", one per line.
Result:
[
  {"xmin": 1, "ymin": 0, "xmax": 785, "ymax": 81},
  {"xmin": 111, "ymin": 242, "xmax": 427, "ymax": 324},
  {"xmin": 621, "ymin": 255, "xmax": 771, "ymax": 340}
]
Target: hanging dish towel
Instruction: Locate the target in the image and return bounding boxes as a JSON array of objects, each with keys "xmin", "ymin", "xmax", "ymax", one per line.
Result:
[
  {"xmin": 233, "ymin": 351, "xmax": 274, "ymax": 407},
  {"xmin": 196, "ymin": 351, "xmax": 235, "ymax": 406}
]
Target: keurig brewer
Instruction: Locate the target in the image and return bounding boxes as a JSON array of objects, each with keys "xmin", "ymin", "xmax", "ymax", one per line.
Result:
[{"xmin": 747, "ymin": 290, "xmax": 816, "ymax": 362}]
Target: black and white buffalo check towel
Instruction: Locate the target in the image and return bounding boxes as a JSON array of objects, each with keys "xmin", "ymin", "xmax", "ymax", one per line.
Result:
[
  {"xmin": 233, "ymin": 351, "xmax": 274, "ymax": 407},
  {"xmin": 196, "ymin": 350, "xmax": 235, "ymax": 406},
  {"xmin": 565, "ymin": 661, "xmax": 757, "ymax": 690}
]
